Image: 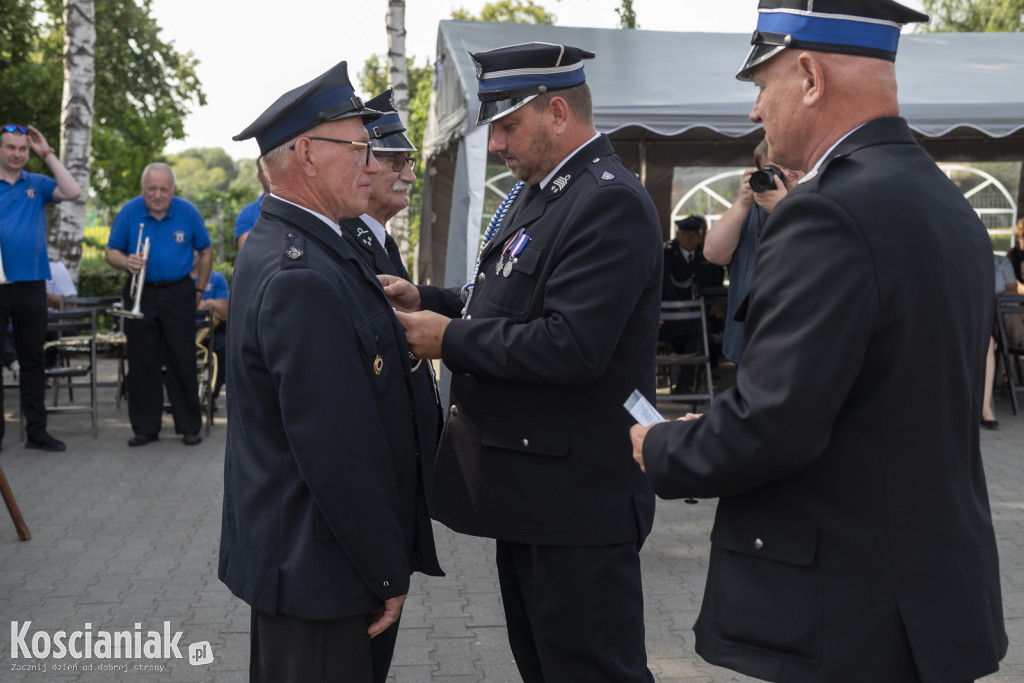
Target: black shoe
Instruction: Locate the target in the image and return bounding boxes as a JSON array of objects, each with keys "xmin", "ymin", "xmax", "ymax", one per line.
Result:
[
  {"xmin": 182, "ymin": 433, "xmax": 202, "ymax": 446},
  {"xmin": 981, "ymin": 418, "xmax": 999, "ymax": 430},
  {"xmin": 128, "ymin": 433, "xmax": 159, "ymax": 447},
  {"xmin": 26, "ymin": 433, "xmax": 65, "ymax": 452}
]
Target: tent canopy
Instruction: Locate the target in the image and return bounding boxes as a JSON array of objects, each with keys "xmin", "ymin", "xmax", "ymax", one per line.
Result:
[{"xmin": 419, "ymin": 21, "xmax": 1024, "ymax": 288}]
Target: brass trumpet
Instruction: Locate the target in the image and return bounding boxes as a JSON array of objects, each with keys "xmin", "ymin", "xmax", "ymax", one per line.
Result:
[{"xmin": 109, "ymin": 225, "xmax": 150, "ymax": 320}]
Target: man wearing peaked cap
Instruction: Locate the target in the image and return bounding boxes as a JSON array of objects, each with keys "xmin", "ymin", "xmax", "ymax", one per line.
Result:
[
  {"xmin": 220, "ymin": 61, "xmax": 442, "ymax": 683},
  {"xmin": 337, "ymin": 89, "xmax": 444, "ymax": 683},
  {"xmin": 378, "ymin": 41, "xmax": 662, "ymax": 682},
  {"xmin": 634, "ymin": 1, "xmax": 1007, "ymax": 681}
]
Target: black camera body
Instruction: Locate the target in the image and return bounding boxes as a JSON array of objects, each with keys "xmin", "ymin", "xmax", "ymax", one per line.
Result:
[{"xmin": 749, "ymin": 165, "xmax": 785, "ymax": 193}]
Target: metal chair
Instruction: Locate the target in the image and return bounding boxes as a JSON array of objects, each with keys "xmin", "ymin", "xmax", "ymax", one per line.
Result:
[
  {"xmin": 655, "ymin": 298, "xmax": 714, "ymax": 409},
  {"xmin": 34, "ymin": 307, "xmax": 99, "ymax": 437},
  {"xmin": 994, "ymin": 294, "xmax": 1024, "ymax": 415}
]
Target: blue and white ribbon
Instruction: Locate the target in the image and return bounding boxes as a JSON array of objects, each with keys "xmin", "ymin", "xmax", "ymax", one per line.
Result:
[{"xmin": 461, "ymin": 180, "xmax": 524, "ymax": 314}]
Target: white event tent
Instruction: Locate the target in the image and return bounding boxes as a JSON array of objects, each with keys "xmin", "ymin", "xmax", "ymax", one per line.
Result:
[{"xmin": 418, "ymin": 20, "xmax": 1024, "ymax": 288}]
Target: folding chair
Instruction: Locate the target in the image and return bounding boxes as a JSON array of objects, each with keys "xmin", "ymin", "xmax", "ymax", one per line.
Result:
[
  {"xmin": 655, "ymin": 299, "xmax": 714, "ymax": 409},
  {"xmin": 994, "ymin": 294, "xmax": 1024, "ymax": 415},
  {"xmin": 28, "ymin": 307, "xmax": 100, "ymax": 438}
]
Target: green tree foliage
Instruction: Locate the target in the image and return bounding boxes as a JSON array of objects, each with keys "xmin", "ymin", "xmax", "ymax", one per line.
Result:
[
  {"xmin": 919, "ymin": 0, "xmax": 1024, "ymax": 31},
  {"xmin": 0, "ymin": 0, "xmax": 205, "ymax": 211},
  {"xmin": 616, "ymin": 0, "xmax": 639, "ymax": 28},
  {"xmin": 451, "ymin": 0, "xmax": 557, "ymax": 24}
]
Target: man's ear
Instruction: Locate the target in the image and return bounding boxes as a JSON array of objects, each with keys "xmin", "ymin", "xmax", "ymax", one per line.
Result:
[
  {"xmin": 292, "ymin": 138, "xmax": 318, "ymax": 177},
  {"xmin": 548, "ymin": 96, "xmax": 571, "ymax": 133},
  {"xmin": 797, "ymin": 53, "xmax": 825, "ymax": 106}
]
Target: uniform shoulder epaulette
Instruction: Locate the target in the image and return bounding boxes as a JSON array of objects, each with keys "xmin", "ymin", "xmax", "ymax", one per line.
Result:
[
  {"xmin": 281, "ymin": 231, "xmax": 307, "ymax": 269},
  {"xmin": 584, "ymin": 155, "xmax": 621, "ymax": 184}
]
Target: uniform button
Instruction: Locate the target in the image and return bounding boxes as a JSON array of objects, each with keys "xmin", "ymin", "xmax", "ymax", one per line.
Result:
[
  {"xmin": 287, "ymin": 232, "xmax": 296, "ymax": 239},
  {"xmin": 382, "ymin": 580, "xmax": 390, "ymax": 588},
  {"xmin": 754, "ymin": 538, "xmax": 764, "ymax": 550},
  {"xmin": 477, "ymin": 271, "xmax": 486, "ymax": 283},
  {"xmin": 592, "ymin": 158, "xmax": 600, "ymax": 163},
  {"xmin": 466, "ymin": 314, "xmax": 472, "ymax": 319},
  {"xmin": 449, "ymin": 405, "xmax": 459, "ymax": 416},
  {"xmin": 521, "ymin": 438, "xmax": 529, "ymax": 448}
]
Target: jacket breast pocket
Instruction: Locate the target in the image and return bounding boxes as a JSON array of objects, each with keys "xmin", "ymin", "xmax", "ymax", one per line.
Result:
[
  {"xmin": 480, "ymin": 418, "xmax": 571, "ymax": 532},
  {"xmin": 710, "ymin": 504, "xmax": 822, "ymax": 664},
  {"xmin": 483, "ymin": 243, "xmax": 542, "ymax": 319},
  {"xmin": 355, "ymin": 311, "xmax": 401, "ymax": 396}
]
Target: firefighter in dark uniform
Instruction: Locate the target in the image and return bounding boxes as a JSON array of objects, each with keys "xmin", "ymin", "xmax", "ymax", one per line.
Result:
[
  {"xmin": 339, "ymin": 88, "xmax": 443, "ymax": 683},
  {"xmin": 381, "ymin": 43, "xmax": 662, "ymax": 682},
  {"xmin": 220, "ymin": 61, "xmax": 442, "ymax": 683},
  {"xmin": 631, "ymin": 1, "xmax": 1008, "ymax": 681}
]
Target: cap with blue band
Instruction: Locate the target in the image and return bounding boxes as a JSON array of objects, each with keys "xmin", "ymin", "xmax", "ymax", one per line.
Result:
[
  {"xmin": 471, "ymin": 42, "xmax": 595, "ymax": 125},
  {"xmin": 363, "ymin": 89, "xmax": 416, "ymax": 152},
  {"xmin": 735, "ymin": 0, "xmax": 929, "ymax": 82},
  {"xmin": 233, "ymin": 61, "xmax": 381, "ymax": 156}
]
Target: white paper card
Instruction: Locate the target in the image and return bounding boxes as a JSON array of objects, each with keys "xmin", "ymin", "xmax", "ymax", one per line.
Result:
[{"xmin": 624, "ymin": 389, "xmax": 665, "ymax": 427}]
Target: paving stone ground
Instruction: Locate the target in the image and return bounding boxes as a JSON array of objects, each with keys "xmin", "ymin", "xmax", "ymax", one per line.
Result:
[{"xmin": 1, "ymin": 360, "xmax": 1021, "ymax": 682}]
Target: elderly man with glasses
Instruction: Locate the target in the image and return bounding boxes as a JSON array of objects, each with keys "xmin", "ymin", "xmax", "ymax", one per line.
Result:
[
  {"xmin": 221, "ymin": 62, "xmax": 442, "ymax": 683},
  {"xmin": 0, "ymin": 123, "xmax": 81, "ymax": 452}
]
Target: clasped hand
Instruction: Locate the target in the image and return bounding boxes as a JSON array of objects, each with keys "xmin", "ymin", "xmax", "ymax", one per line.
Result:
[{"xmin": 377, "ymin": 274, "xmax": 451, "ymax": 360}]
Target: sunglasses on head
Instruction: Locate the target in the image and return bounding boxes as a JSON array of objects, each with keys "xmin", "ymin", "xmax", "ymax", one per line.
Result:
[{"xmin": 2, "ymin": 125, "xmax": 27, "ymax": 134}]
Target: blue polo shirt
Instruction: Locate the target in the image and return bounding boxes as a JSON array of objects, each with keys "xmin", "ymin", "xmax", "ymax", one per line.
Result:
[
  {"xmin": 234, "ymin": 196, "xmax": 264, "ymax": 242},
  {"xmin": 108, "ymin": 195, "xmax": 212, "ymax": 283},
  {"xmin": 198, "ymin": 270, "xmax": 229, "ymax": 301},
  {"xmin": 0, "ymin": 171, "xmax": 57, "ymax": 281}
]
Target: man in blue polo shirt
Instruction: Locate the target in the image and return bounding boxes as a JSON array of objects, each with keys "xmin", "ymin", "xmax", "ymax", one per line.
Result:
[
  {"xmin": 0, "ymin": 123, "xmax": 81, "ymax": 452},
  {"xmin": 105, "ymin": 162, "xmax": 212, "ymax": 447},
  {"xmin": 234, "ymin": 157, "xmax": 268, "ymax": 248}
]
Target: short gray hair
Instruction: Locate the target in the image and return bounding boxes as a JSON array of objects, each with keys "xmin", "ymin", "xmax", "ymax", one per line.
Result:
[{"xmin": 141, "ymin": 162, "xmax": 176, "ymax": 187}]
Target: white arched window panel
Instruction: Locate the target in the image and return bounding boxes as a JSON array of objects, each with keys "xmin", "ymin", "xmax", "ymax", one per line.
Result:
[{"xmin": 670, "ymin": 164, "xmax": 1018, "ymax": 234}]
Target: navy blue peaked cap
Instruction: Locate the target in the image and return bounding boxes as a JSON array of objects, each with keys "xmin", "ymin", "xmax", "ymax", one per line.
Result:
[
  {"xmin": 471, "ymin": 42, "xmax": 595, "ymax": 125},
  {"xmin": 234, "ymin": 61, "xmax": 381, "ymax": 155},
  {"xmin": 363, "ymin": 89, "xmax": 416, "ymax": 152},
  {"xmin": 736, "ymin": 0, "xmax": 929, "ymax": 81}
]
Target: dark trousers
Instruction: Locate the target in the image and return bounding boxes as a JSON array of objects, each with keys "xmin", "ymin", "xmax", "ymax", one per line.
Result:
[
  {"xmin": 0, "ymin": 281, "xmax": 49, "ymax": 441},
  {"xmin": 496, "ymin": 540, "xmax": 655, "ymax": 683},
  {"xmin": 124, "ymin": 277, "xmax": 200, "ymax": 436},
  {"xmin": 250, "ymin": 608, "xmax": 373, "ymax": 683}
]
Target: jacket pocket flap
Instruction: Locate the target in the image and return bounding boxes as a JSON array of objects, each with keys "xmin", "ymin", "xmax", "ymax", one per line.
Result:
[
  {"xmin": 711, "ymin": 505, "xmax": 817, "ymax": 566},
  {"xmin": 510, "ymin": 244, "xmax": 541, "ymax": 276},
  {"xmin": 482, "ymin": 419, "xmax": 569, "ymax": 457},
  {"xmin": 355, "ymin": 311, "xmax": 396, "ymax": 356}
]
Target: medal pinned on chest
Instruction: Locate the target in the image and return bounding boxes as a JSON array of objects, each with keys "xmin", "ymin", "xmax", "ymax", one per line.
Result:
[{"xmin": 495, "ymin": 228, "xmax": 531, "ymax": 278}]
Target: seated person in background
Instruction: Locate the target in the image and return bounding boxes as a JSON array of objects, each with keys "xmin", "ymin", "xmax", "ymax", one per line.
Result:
[
  {"xmin": 191, "ymin": 249, "xmax": 227, "ymax": 408},
  {"xmin": 982, "ymin": 253, "xmax": 1024, "ymax": 429},
  {"xmin": 660, "ymin": 215, "xmax": 724, "ymax": 393},
  {"xmin": 234, "ymin": 158, "xmax": 269, "ymax": 249},
  {"xmin": 44, "ymin": 258, "xmax": 78, "ymax": 369},
  {"xmin": 46, "ymin": 258, "xmax": 77, "ymax": 311},
  {"xmin": 703, "ymin": 139, "xmax": 803, "ymax": 366},
  {"xmin": 1008, "ymin": 217, "xmax": 1024, "ymax": 285}
]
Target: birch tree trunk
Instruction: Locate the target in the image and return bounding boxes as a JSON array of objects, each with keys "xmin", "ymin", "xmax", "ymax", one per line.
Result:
[
  {"xmin": 385, "ymin": 0, "xmax": 412, "ymax": 273},
  {"xmin": 54, "ymin": 0, "xmax": 96, "ymax": 283}
]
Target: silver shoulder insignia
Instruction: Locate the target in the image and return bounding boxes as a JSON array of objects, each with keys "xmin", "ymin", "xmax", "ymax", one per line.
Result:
[
  {"xmin": 285, "ymin": 246, "xmax": 303, "ymax": 260},
  {"xmin": 551, "ymin": 174, "xmax": 571, "ymax": 193},
  {"xmin": 601, "ymin": 171, "xmax": 615, "ymax": 181}
]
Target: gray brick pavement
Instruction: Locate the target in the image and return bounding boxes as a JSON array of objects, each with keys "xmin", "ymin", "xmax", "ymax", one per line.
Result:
[{"xmin": 0, "ymin": 359, "xmax": 1021, "ymax": 681}]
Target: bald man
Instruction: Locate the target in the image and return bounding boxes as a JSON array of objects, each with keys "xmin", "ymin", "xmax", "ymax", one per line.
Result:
[{"xmin": 631, "ymin": 1, "xmax": 1007, "ymax": 681}]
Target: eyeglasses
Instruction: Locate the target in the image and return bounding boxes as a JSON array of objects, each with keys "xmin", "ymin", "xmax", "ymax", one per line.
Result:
[
  {"xmin": 289, "ymin": 136, "xmax": 373, "ymax": 166},
  {"xmin": 2, "ymin": 125, "xmax": 27, "ymax": 134},
  {"xmin": 373, "ymin": 153, "xmax": 416, "ymax": 172}
]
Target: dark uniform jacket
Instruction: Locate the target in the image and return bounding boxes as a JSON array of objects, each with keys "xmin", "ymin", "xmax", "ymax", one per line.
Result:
[
  {"xmin": 339, "ymin": 216, "xmax": 444, "ymax": 490},
  {"xmin": 644, "ymin": 118, "xmax": 1007, "ymax": 682},
  {"xmin": 419, "ymin": 135, "xmax": 662, "ymax": 546},
  {"xmin": 219, "ymin": 197, "xmax": 442, "ymax": 621}
]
